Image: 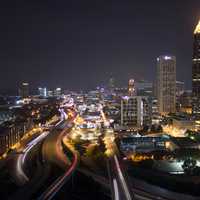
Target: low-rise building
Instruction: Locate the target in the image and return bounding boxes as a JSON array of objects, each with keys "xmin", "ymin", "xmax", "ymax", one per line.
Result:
[
  {"xmin": 166, "ymin": 137, "xmax": 200, "ymax": 151},
  {"xmin": 0, "ymin": 119, "xmax": 34, "ymax": 155},
  {"xmin": 172, "ymin": 117, "xmax": 195, "ymax": 130},
  {"xmin": 120, "ymin": 96, "xmax": 152, "ymax": 129},
  {"xmin": 0, "ymin": 107, "xmax": 15, "ymax": 125},
  {"xmin": 120, "ymin": 136, "xmax": 167, "ymax": 153}
]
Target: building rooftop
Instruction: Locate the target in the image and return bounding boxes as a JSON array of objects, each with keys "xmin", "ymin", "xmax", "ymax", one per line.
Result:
[
  {"xmin": 121, "ymin": 136, "xmax": 168, "ymax": 144},
  {"xmin": 171, "ymin": 137, "xmax": 200, "ymax": 148}
]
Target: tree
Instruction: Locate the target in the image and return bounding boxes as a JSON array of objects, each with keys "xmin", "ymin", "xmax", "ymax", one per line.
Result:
[{"xmin": 182, "ymin": 158, "xmax": 197, "ymax": 175}]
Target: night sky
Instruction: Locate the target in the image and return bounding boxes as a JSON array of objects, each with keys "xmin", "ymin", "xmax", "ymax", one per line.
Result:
[{"xmin": 0, "ymin": 0, "xmax": 200, "ymax": 93}]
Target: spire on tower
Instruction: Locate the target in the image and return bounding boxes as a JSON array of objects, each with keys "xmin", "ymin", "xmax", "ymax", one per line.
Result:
[{"xmin": 194, "ymin": 20, "xmax": 200, "ymax": 34}]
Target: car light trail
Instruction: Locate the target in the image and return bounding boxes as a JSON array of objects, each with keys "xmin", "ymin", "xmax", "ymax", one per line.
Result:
[
  {"xmin": 17, "ymin": 131, "xmax": 50, "ymax": 184},
  {"xmin": 38, "ymin": 152, "xmax": 78, "ymax": 200},
  {"xmin": 55, "ymin": 119, "xmax": 64, "ymax": 127},
  {"xmin": 114, "ymin": 155, "xmax": 132, "ymax": 200},
  {"xmin": 113, "ymin": 178, "xmax": 120, "ymax": 200},
  {"xmin": 22, "ymin": 131, "xmax": 49, "ymax": 164},
  {"xmin": 16, "ymin": 154, "xmax": 29, "ymax": 183}
]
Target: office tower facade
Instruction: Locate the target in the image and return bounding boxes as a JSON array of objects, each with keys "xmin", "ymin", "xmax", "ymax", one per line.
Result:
[
  {"xmin": 18, "ymin": 82, "xmax": 29, "ymax": 98},
  {"xmin": 179, "ymin": 90, "xmax": 193, "ymax": 114},
  {"xmin": 157, "ymin": 55, "xmax": 176, "ymax": 115},
  {"xmin": 47, "ymin": 90, "xmax": 53, "ymax": 97},
  {"xmin": 38, "ymin": 87, "xmax": 47, "ymax": 97},
  {"xmin": 54, "ymin": 88, "xmax": 62, "ymax": 96},
  {"xmin": 120, "ymin": 96, "xmax": 152, "ymax": 128},
  {"xmin": 192, "ymin": 20, "xmax": 200, "ymax": 115},
  {"xmin": 135, "ymin": 80, "xmax": 153, "ymax": 96},
  {"xmin": 128, "ymin": 79, "xmax": 136, "ymax": 96}
]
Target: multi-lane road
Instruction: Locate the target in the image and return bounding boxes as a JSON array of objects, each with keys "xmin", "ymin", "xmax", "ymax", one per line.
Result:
[
  {"xmin": 6, "ymin": 114, "xmax": 79, "ymax": 200},
  {"xmin": 38, "ymin": 120, "xmax": 79, "ymax": 200},
  {"xmin": 16, "ymin": 131, "xmax": 50, "ymax": 185},
  {"xmin": 108, "ymin": 154, "xmax": 134, "ymax": 200},
  {"xmin": 38, "ymin": 147, "xmax": 78, "ymax": 200}
]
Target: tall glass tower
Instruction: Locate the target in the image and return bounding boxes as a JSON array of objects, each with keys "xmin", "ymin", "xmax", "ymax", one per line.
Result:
[
  {"xmin": 192, "ymin": 20, "xmax": 200, "ymax": 115},
  {"xmin": 157, "ymin": 55, "xmax": 176, "ymax": 115},
  {"xmin": 18, "ymin": 82, "xmax": 29, "ymax": 98}
]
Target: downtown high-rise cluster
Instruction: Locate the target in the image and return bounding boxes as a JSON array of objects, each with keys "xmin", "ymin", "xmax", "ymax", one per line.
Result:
[{"xmin": 192, "ymin": 21, "xmax": 200, "ymax": 115}]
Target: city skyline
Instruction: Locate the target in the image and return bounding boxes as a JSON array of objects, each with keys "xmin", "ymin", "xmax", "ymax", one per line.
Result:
[
  {"xmin": 0, "ymin": 1, "xmax": 200, "ymax": 92},
  {"xmin": 1, "ymin": 2, "xmax": 200, "ymax": 199}
]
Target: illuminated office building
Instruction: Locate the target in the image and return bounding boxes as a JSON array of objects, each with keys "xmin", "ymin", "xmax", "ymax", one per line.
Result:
[
  {"xmin": 192, "ymin": 20, "xmax": 200, "ymax": 115},
  {"xmin": 38, "ymin": 87, "xmax": 47, "ymax": 97},
  {"xmin": 54, "ymin": 88, "xmax": 62, "ymax": 96},
  {"xmin": 128, "ymin": 79, "xmax": 136, "ymax": 96},
  {"xmin": 18, "ymin": 82, "xmax": 29, "ymax": 98},
  {"xmin": 47, "ymin": 90, "xmax": 53, "ymax": 97},
  {"xmin": 120, "ymin": 96, "xmax": 151, "ymax": 128},
  {"xmin": 157, "ymin": 55, "xmax": 176, "ymax": 114}
]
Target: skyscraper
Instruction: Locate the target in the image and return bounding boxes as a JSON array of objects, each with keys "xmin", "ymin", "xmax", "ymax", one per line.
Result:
[
  {"xmin": 108, "ymin": 75, "xmax": 115, "ymax": 91},
  {"xmin": 192, "ymin": 20, "xmax": 200, "ymax": 115},
  {"xmin": 128, "ymin": 79, "xmax": 135, "ymax": 96},
  {"xmin": 157, "ymin": 55, "xmax": 176, "ymax": 115},
  {"xmin": 38, "ymin": 87, "xmax": 47, "ymax": 97},
  {"xmin": 54, "ymin": 88, "xmax": 62, "ymax": 96},
  {"xmin": 18, "ymin": 82, "xmax": 29, "ymax": 98}
]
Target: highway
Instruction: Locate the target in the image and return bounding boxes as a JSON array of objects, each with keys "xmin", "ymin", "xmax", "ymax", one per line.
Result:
[
  {"xmin": 104, "ymin": 132, "xmax": 169, "ymax": 200},
  {"xmin": 6, "ymin": 106, "xmax": 199, "ymax": 200},
  {"xmin": 108, "ymin": 154, "xmax": 134, "ymax": 200},
  {"xmin": 106, "ymin": 135, "xmax": 198, "ymax": 200},
  {"xmin": 37, "ymin": 117, "xmax": 79, "ymax": 200},
  {"xmin": 38, "ymin": 148, "xmax": 78, "ymax": 200},
  {"xmin": 110, "ymin": 156, "xmax": 198, "ymax": 200},
  {"xmin": 9, "ymin": 131, "xmax": 50, "ymax": 186},
  {"xmin": 7, "ymin": 112, "xmax": 78, "ymax": 200},
  {"xmin": 114, "ymin": 155, "xmax": 133, "ymax": 200},
  {"xmin": 8, "ymin": 143, "xmax": 51, "ymax": 200},
  {"xmin": 104, "ymin": 126, "xmax": 133, "ymax": 200},
  {"xmin": 108, "ymin": 153, "xmax": 169, "ymax": 200},
  {"xmin": 12, "ymin": 117, "xmax": 78, "ymax": 200},
  {"xmin": 113, "ymin": 178, "xmax": 120, "ymax": 200},
  {"xmin": 42, "ymin": 121, "xmax": 72, "ymax": 170},
  {"xmin": 78, "ymin": 167, "xmax": 110, "ymax": 189}
]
